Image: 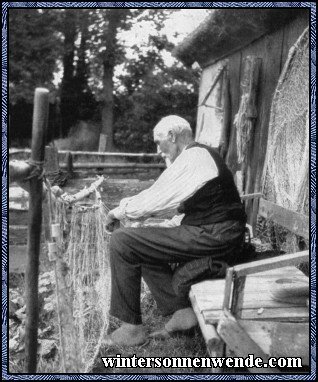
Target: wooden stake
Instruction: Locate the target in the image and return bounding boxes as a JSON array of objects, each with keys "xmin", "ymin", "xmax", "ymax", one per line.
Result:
[{"xmin": 24, "ymin": 88, "xmax": 49, "ymax": 373}]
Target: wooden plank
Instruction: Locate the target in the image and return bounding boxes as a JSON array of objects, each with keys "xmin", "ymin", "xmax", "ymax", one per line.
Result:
[
  {"xmin": 238, "ymin": 320, "xmax": 309, "ymax": 365},
  {"xmin": 217, "ymin": 311, "xmax": 280, "ymax": 373},
  {"xmin": 191, "ymin": 266, "xmax": 307, "ymax": 311},
  {"xmin": 192, "ymin": 295, "xmax": 224, "ymax": 312},
  {"xmin": 258, "ymin": 198, "xmax": 309, "ymax": 238},
  {"xmin": 222, "ymin": 267, "xmax": 233, "ymax": 310},
  {"xmin": 245, "ymin": 265, "xmax": 305, "ymax": 277},
  {"xmin": 202, "ymin": 310, "xmax": 223, "ymax": 325},
  {"xmin": 241, "ymin": 297, "xmax": 307, "ymax": 309},
  {"xmin": 191, "ymin": 279, "xmax": 225, "ymax": 294},
  {"xmin": 238, "ymin": 56, "xmax": 262, "ymax": 194},
  {"xmin": 198, "ymin": 291, "xmax": 306, "ymax": 312},
  {"xmin": 233, "ymin": 251, "xmax": 309, "ymax": 277},
  {"xmin": 241, "ymin": 270, "xmax": 308, "ymax": 309},
  {"xmin": 205, "ymin": 306, "xmax": 308, "ymax": 323},
  {"xmin": 192, "ymin": 266, "xmax": 307, "ymax": 309},
  {"xmin": 190, "ymin": 291, "xmax": 224, "ymax": 373},
  {"xmin": 231, "ymin": 276, "xmax": 246, "ymax": 318},
  {"xmin": 245, "ymin": 276, "xmax": 307, "ymax": 288},
  {"xmin": 245, "ymin": 272, "xmax": 308, "ymax": 290},
  {"xmin": 199, "ymin": 299, "xmax": 307, "ymax": 320},
  {"xmin": 240, "ymin": 306, "xmax": 308, "ymax": 321},
  {"xmin": 219, "ymin": 70, "xmax": 231, "ymax": 159},
  {"xmin": 225, "ymin": 50, "xmax": 242, "ymax": 173},
  {"xmin": 242, "ymin": 28, "xmax": 285, "ymax": 225},
  {"xmin": 191, "ymin": 279, "xmax": 225, "ymax": 314}
]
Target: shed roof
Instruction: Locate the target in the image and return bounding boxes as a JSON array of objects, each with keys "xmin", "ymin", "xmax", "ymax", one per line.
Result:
[{"xmin": 173, "ymin": 8, "xmax": 307, "ymax": 67}]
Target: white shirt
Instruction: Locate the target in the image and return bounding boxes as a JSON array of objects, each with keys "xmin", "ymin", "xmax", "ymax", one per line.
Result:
[{"xmin": 112, "ymin": 145, "xmax": 219, "ymax": 225}]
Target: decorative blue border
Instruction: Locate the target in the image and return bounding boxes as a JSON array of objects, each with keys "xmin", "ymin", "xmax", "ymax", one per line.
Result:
[{"xmin": 2, "ymin": 2, "xmax": 316, "ymax": 380}]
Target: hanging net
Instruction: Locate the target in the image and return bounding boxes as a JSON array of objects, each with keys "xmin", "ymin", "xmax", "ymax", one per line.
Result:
[
  {"xmin": 48, "ymin": 179, "xmax": 112, "ymax": 373},
  {"xmin": 259, "ymin": 27, "xmax": 309, "ymax": 256}
]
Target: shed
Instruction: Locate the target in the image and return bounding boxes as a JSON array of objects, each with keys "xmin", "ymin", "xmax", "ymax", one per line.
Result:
[{"xmin": 173, "ymin": 8, "xmax": 309, "ymax": 229}]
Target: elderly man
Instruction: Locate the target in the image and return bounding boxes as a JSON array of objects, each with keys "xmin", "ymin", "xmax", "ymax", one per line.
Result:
[{"xmin": 104, "ymin": 115, "xmax": 246, "ymax": 346}]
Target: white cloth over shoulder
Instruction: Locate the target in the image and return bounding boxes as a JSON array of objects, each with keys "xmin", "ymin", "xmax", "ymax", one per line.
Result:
[{"xmin": 112, "ymin": 146, "xmax": 218, "ymax": 221}]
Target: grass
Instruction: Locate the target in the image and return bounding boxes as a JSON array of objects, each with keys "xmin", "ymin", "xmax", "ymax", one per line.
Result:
[{"xmin": 91, "ymin": 292, "xmax": 209, "ymax": 374}]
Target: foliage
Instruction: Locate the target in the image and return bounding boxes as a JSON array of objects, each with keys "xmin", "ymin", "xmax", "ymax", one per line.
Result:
[
  {"xmin": 8, "ymin": 9, "xmax": 62, "ymax": 104},
  {"xmin": 59, "ymin": 9, "xmax": 99, "ymax": 137},
  {"xmin": 9, "ymin": 8, "xmax": 201, "ymax": 151},
  {"xmin": 114, "ymin": 34, "xmax": 201, "ymax": 152}
]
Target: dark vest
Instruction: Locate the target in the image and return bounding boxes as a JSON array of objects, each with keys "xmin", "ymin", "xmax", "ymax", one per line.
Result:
[{"xmin": 179, "ymin": 143, "xmax": 246, "ymax": 226}]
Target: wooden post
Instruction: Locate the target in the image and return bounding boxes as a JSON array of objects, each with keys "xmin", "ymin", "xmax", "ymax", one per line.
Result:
[
  {"xmin": 219, "ymin": 69, "xmax": 231, "ymax": 159},
  {"xmin": 25, "ymin": 88, "xmax": 49, "ymax": 372},
  {"xmin": 44, "ymin": 145, "xmax": 59, "ymax": 174},
  {"xmin": 98, "ymin": 133, "xmax": 107, "ymax": 152},
  {"xmin": 65, "ymin": 151, "xmax": 74, "ymax": 176}
]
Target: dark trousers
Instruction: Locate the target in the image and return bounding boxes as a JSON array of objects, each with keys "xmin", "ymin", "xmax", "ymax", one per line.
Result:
[{"xmin": 109, "ymin": 220, "xmax": 245, "ymax": 325}]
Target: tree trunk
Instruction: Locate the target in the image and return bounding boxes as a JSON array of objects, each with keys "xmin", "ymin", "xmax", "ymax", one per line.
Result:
[
  {"xmin": 100, "ymin": 63, "xmax": 114, "ymax": 151},
  {"xmin": 75, "ymin": 11, "xmax": 89, "ymax": 95},
  {"xmin": 99, "ymin": 10, "xmax": 128, "ymax": 152},
  {"xmin": 60, "ymin": 10, "xmax": 77, "ymax": 137}
]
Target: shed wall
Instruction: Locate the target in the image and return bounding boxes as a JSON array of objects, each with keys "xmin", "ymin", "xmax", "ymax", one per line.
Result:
[{"xmin": 195, "ymin": 13, "xmax": 309, "ymax": 224}]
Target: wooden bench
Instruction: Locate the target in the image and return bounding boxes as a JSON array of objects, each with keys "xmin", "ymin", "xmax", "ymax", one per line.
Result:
[{"xmin": 190, "ymin": 195, "xmax": 309, "ymax": 373}]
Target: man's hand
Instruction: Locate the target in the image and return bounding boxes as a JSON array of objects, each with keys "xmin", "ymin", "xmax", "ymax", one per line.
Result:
[{"xmin": 105, "ymin": 210, "xmax": 120, "ymax": 233}]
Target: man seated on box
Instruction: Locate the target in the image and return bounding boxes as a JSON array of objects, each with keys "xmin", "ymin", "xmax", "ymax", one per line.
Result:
[{"xmin": 104, "ymin": 115, "xmax": 246, "ymax": 346}]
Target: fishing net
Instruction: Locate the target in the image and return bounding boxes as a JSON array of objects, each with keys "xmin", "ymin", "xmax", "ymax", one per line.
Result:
[
  {"xmin": 48, "ymin": 180, "xmax": 112, "ymax": 372},
  {"xmin": 258, "ymin": 27, "xmax": 309, "ymax": 258}
]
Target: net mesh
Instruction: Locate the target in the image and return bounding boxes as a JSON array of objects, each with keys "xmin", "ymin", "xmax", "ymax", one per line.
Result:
[
  {"xmin": 51, "ymin": 195, "xmax": 111, "ymax": 372},
  {"xmin": 259, "ymin": 27, "xmax": 309, "ymax": 258}
]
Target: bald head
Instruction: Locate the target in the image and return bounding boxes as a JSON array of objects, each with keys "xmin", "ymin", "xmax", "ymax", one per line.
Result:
[
  {"xmin": 154, "ymin": 115, "xmax": 193, "ymax": 144},
  {"xmin": 153, "ymin": 115, "xmax": 194, "ymax": 164}
]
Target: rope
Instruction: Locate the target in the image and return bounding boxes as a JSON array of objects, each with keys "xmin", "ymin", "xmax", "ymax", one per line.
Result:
[
  {"xmin": 23, "ymin": 159, "xmax": 70, "ymax": 187},
  {"xmin": 24, "ymin": 159, "xmax": 45, "ymax": 180}
]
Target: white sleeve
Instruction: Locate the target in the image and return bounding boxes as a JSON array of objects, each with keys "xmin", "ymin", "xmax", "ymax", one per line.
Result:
[
  {"xmin": 112, "ymin": 147, "xmax": 218, "ymax": 220},
  {"xmin": 162, "ymin": 214, "xmax": 185, "ymax": 227}
]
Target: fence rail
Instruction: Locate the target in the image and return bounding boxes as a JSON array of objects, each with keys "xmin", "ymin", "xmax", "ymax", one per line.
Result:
[
  {"xmin": 9, "ymin": 148, "xmax": 160, "ymax": 159},
  {"xmin": 60, "ymin": 162, "xmax": 165, "ymax": 169}
]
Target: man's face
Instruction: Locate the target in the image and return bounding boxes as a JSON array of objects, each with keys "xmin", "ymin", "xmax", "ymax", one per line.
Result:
[{"xmin": 153, "ymin": 130, "xmax": 178, "ymax": 164}]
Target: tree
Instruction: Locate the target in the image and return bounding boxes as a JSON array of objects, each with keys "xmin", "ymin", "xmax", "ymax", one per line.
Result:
[
  {"xmin": 59, "ymin": 9, "xmax": 78, "ymax": 137},
  {"xmin": 8, "ymin": 8, "xmax": 62, "ymax": 144},
  {"xmin": 73, "ymin": 11, "xmax": 97, "ymax": 121},
  {"xmin": 87, "ymin": 9, "xmax": 176, "ymax": 151},
  {"xmin": 8, "ymin": 8, "xmax": 202, "ymax": 152},
  {"xmin": 99, "ymin": 9, "xmax": 130, "ymax": 151},
  {"xmin": 114, "ymin": 34, "xmax": 201, "ymax": 152},
  {"xmin": 8, "ymin": 8, "xmax": 61, "ymax": 104},
  {"xmin": 59, "ymin": 9, "xmax": 97, "ymax": 137}
]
